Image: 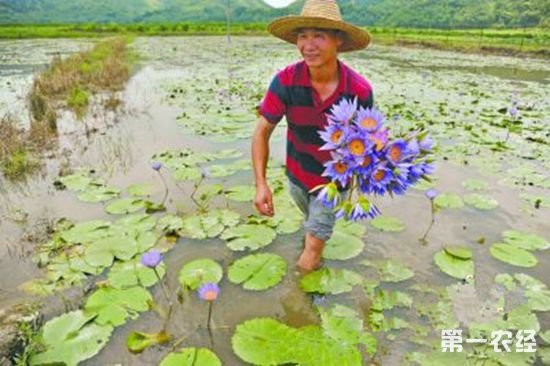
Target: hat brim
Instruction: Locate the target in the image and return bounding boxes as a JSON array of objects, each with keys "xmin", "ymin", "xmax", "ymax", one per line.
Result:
[{"xmin": 268, "ymin": 16, "xmax": 371, "ymax": 53}]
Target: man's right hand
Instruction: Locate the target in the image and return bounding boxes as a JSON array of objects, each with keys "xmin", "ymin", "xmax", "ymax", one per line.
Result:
[{"xmin": 254, "ymin": 183, "xmax": 274, "ymax": 216}]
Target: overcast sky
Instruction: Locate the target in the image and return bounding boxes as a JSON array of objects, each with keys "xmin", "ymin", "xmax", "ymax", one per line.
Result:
[{"xmin": 262, "ymin": 0, "xmax": 296, "ymax": 8}]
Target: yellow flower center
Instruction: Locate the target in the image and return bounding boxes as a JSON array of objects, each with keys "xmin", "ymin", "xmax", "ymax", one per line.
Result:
[
  {"xmin": 361, "ymin": 156, "xmax": 372, "ymax": 167},
  {"xmin": 369, "ymin": 136, "xmax": 384, "ymax": 151},
  {"xmin": 203, "ymin": 290, "xmax": 218, "ymax": 301},
  {"xmin": 349, "ymin": 139, "xmax": 366, "ymax": 156},
  {"xmin": 374, "ymin": 169, "xmax": 386, "ymax": 182},
  {"xmin": 334, "ymin": 162, "xmax": 348, "ymax": 174},
  {"xmin": 331, "ymin": 130, "xmax": 343, "ymax": 143},
  {"xmin": 389, "ymin": 145, "xmax": 403, "ymax": 162},
  {"xmin": 361, "ymin": 118, "xmax": 377, "ymax": 130}
]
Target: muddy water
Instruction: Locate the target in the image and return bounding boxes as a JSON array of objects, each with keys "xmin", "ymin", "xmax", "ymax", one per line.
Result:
[{"xmin": 0, "ymin": 36, "xmax": 549, "ymax": 365}]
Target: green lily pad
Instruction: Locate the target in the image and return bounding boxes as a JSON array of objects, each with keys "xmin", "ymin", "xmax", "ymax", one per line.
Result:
[
  {"xmin": 490, "ymin": 243, "xmax": 538, "ymax": 267},
  {"xmin": 77, "ymin": 185, "xmax": 120, "ymax": 203},
  {"xmin": 299, "ymin": 267, "xmax": 362, "ymax": 295},
  {"xmin": 434, "ymin": 193, "xmax": 464, "ymax": 209},
  {"xmin": 84, "ymin": 286, "xmax": 152, "ymax": 326},
  {"xmin": 127, "ymin": 330, "xmax": 170, "ymax": 354},
  {"xmin": 60, "ymin": 220, "xmax": 110, "ymax": 244},
  {"xmin": 434, "ymin": 250, "xmax": 474, "ymax": 279},
  {"xmin": 213, "ymin": 148, "xmax": 243, "ymax": 159},
  {"xmin": 494, "ymin": 273, "xmax": 516, "ymax": 291},
  {"xmin": 361, "ymin": 259, "xmax": 414, "ymax": 282},
  {"xmin": 462, "ymin": 179, "xmax": 489, "ymax": 191},
  {"xmin": 514, "ymin": 273, "xmax": 550, "ymax": 311},
  {"xmin": 464, "ymin": 193, "xmax": 499, "ymax": 210},
  {"xmin": 221, "ymin": 223, "xmax": 277, "ymax": 251},
  {"xmin": 444, "ymin": 245, "xmax": 473, "ymax": 260},
  {"xmin": 107, "ymin": 258, "xmax": 165, "ymax": 289},
  {"xmin": 56, "ymin": 173, "xmax": 93, "ymax": 191},
  {"xmin": 228, "ymin": 253, "xmax": 286, "ymax": 291},
  {"xmin": 127, "ymin": 183, "xmax": 157, "ymax": 197},
  {"xmin": 105, "ymin": 198, "xmax": 148, "ymax": 215},
  {"xmin": 85, "ymin": 236, "xmax": 138, "ymax": 268},
  {"xmin": 178, "ymin": 258, "xmax": 223, "ymax": 290},
  {"xmin": 29, "ymin": 310, "xmax": 113, "ymax": 366},
  {"xmin": 232, "ymin": 318, "xmax": 297, "ymax": 366},
  {"xmin": 502, "ymin": 230, "xmax": 550, "ymax": 251},
  {"xmin": 160, "ymin": 348, "xmax": 221, "ymax": 366},
  {"xmin": 334, "ymin": 220, "xmax": 367, "ymax": 237},
  {"xmin": 180, "ymin": 209, "xmax": 240, "ymax": 239},
  {"xmin": 323, "ymin": 230, "xmax": 365, "ymax": 260},
  {"xmin": 225, "ymin": 185, "xmax": 255, "ymax": 202},
  {"xmin": 370, "ymin": 216, "xmax": 405, "ymax": 232},
  {"xmin": 371, "ymin": 289, "xmax": 413, "ymax": 311}
]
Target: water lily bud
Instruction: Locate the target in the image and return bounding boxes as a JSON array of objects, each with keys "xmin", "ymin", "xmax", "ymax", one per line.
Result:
[
  {"xmin": 141, "ymin": 250, "xmax": 162, "ymax": 268},
  {"xmin": 151, "ymin": 161, "xmax": 162, "ymax": 171}
]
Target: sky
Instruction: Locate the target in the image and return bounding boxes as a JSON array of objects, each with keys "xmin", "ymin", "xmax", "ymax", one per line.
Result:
[{"xmin": 262, "ymin": 0, "xmax": 296, "ymax": 8}]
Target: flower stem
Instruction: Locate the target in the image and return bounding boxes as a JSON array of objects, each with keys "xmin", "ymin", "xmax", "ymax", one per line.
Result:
[
  {"xmin": 157, "ymin": 171, "xmax": 169, "ymax": 206},
  {"xmin": 153, "ymin": 268, "xmax": 173, "ymax": 331},
  {"xmin": 207, "ymin": 301, "xmax": 214, "ymax": 348},
  {"xmin": 419, "ymin": 200, "xmax": 435, "ymax": 245}
]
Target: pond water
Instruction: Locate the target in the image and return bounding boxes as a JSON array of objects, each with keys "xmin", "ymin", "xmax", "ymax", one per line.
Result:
[{"xmin": 0, "ymin": 36, "xmax": 549, "ymax": 365}]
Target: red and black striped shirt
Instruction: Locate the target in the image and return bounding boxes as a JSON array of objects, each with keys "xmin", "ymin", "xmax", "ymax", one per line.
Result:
[{"xmin": 258, "ymin": 59, "xmax": 374, "ymax": 192}]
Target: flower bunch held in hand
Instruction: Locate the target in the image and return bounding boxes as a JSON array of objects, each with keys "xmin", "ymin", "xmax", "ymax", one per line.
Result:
[{"xmin": 312, "ymin": 97, "xmax": 435, "ymax": 221}]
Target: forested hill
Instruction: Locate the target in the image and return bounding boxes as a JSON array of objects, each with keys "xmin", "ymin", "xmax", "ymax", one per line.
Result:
[{"xmin": 0, "ymin": 0, "xmax": 548, "ymax": 28}]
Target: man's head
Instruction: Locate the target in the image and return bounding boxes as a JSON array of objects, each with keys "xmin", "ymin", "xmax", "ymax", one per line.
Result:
[
  {"xmin": 268, "ymin": 0, "xmax": 370, "ymax": 53},
  {"xmin": 293, "ymin": 28, "xmax": 344, "ymax": 68}
]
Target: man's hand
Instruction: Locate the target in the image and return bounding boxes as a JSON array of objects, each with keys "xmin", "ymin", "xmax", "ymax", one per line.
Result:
[{"xmin": 254, "ymin": 182, "xmax": 274, "ymax": 216}]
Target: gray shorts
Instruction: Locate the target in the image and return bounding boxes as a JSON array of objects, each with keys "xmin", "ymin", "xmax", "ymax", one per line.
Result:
[{"xmin": 288, "ymin": 179, "xmax": 339, "ymax": 242}]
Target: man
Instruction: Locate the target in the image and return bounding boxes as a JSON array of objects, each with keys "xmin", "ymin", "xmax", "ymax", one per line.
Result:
[{"xmin": 252, "ymin": 0, "xmax": 373, "ymax": 271}]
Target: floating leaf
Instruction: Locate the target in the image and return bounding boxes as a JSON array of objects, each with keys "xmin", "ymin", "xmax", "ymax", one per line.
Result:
[
  {"xmin": 178, "ymin": 258, "xmax": 223, "ymax": 290},
  {"xmin": 225, "ymin": 185, "xmax": 255, "ymax": 202},
  {"xmin": 434, "ymin": 250, "xmax": 474, "ymax": 279},
  {"xmin": 84, "ymin": 286, "xmax": 152, "ymax": 326},
  {"xmin": 370, "ymin": 216, "xmax": 405, "ymax": 232},
  {"xmin": 56, "ymin": 173, "xmax": 93, "ymax": 191},
  {"xmin": 299, "ymin": 267, "xmax": 362, "ymax": 295},
  {"xmin": 105, "ymin": 198, "xmax": 147, "ymax": 215},
  {"xmin": 371, "ymin": 289, "xmax": 413, "ymax": 311},
  {"xmin": 232, "ymin": 318, "xmax": 297, "ymax": 365},
  {"xmin": 323, "ymin": 230, "xmax": 365, "ymax": 260},
  {"xmin": 362, "ymin": 259, "xmax": 414, "ymax": 282},
  {"xmin": 444, "ymin": 245, "xmax": 473, "ymax": 260},
  {"xmin": 514, "ymin": 273, "xmax": 550, "ymax": 311},
  {"xmin": 221, "ymin": 223, "xmax": 276, "ymax": 251},
  {"xmin": 502, "ymin": 230, "xmax": 550, "ymax": 251},
  {"xmin": 160, "ymin": 348, "xmax": 222, "ymax": 366},
  {"xmin": 127, "ymin": 183, "xmax": 156, "ymax": 197},
  {"xmin": 490, "ymin": 243, "xmax": 538, "ymax": 267},
  {"xmin": 180, "ymin": 209, "xmax": 240, "ymax": 239},
  {"xmin": 494, "ymin": 273, "xmax": 516, "ymax": 291},
  {"xmin": 462, "ymin": 179, "xmax": 489, "ymax": 191},
  {"xmin": 77, "ymin": 185, "xmax": 120, "ymax": 203},
  {"xmin": 464, "ymin": 193, "xmax": 499, "ymax": 210},
  {"xmin": 127, "ymin": 330, "xmax": 170, "ymax": 354},
  {"xmin": 29, "ymin": 310, "xmax": 113, "ymax": 366},
  {"xmin": 334, "ymin": 220, "xmax": 367, "ymax": 237},
  {"xmin": 107, "ymin": 258, "xmax": 165, "ymax": 289},
  {"xmin": 434, "ymin": 193, "xmax": 464, "ymax": 209},
  {"xmin": 60, "ymin": 220, "xmax": 110, "ymax": 244},
  {"xmin": 85, "ymin": 236, "xmax": 138, "ymax": 268},
  {"xmin": 228, "ymin": 253, "xmax": 286, "ymax": 291}
]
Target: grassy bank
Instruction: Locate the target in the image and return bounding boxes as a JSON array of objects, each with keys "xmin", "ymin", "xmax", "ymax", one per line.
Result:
[
  {"xmin": 0, "ymin": 23, "xmax": 548, "ymax": 57},
  {"xmin": 1, "ymin": 37, "xmax": 133, "ymax": 180}
]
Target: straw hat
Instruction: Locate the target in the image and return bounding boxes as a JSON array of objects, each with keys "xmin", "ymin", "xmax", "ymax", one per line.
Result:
[{"xmin": 267, "ymin": 0, "xmax": 371, "ymax": 53}]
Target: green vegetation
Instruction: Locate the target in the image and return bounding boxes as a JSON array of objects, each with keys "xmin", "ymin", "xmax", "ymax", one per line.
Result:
[
  {"xmin": 0, "ymin": 0, "xmax": 548, "ymax": 28},
  {"xmin": 0, "ymin": 23, "xmax": 548, "ymax": 57},
  {"xmin": 0, "ymin": 37, "xmax": 133, "ymax": 181}
]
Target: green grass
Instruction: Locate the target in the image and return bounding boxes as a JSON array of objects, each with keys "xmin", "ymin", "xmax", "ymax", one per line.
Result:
[{"xmin": 0, "ymin": 23, "xmax": 548, "ymax": 57}]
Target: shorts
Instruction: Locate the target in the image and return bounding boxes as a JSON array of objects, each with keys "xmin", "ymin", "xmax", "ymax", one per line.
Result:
[{"xmin": 288, "ymin": 179, "xmax": 341, "ymax": 242}]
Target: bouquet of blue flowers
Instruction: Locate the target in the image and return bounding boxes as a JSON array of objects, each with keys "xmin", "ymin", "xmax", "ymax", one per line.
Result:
[{"xmin": 311, "ymin": 97, "xmax": 434, "ymax": 221}]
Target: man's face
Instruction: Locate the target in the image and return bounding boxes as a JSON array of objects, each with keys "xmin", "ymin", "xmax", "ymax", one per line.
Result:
[{"xmin": 296, "ymin": 28, "xmax": 343, "ymax": 69}]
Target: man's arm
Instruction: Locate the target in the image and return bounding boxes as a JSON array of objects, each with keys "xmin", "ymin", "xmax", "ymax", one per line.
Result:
[{"xmin": 251, "ymin": 115, "xmax": 277, "ymax": 216}]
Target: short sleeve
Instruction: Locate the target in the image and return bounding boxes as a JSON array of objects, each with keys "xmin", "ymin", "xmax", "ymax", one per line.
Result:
[{"xmin": 258, "ymin": 73, "xmax": 287, "ymax": 124}]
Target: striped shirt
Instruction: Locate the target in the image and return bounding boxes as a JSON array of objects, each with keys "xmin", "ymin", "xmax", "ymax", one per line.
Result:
[{"xmin": 258, "ymin": 59, "xmax": 374, "ymax": 192}]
